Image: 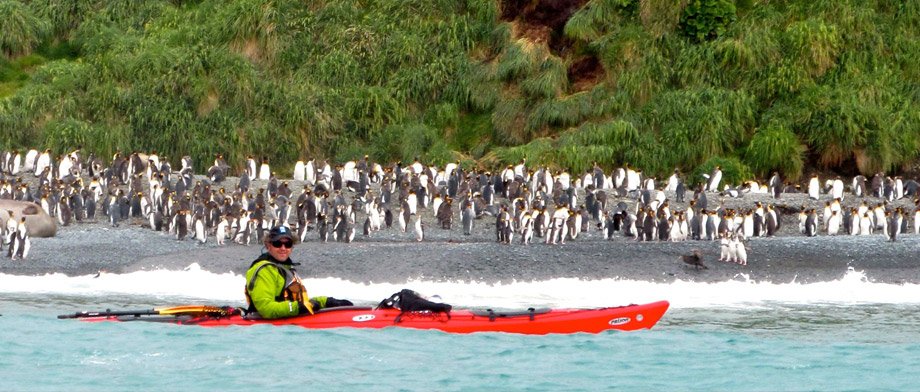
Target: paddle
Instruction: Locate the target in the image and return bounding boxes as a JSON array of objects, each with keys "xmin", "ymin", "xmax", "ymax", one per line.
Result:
[{"xmin": 57, "ymin": 305, "xmax": 237, "ymax": 319}]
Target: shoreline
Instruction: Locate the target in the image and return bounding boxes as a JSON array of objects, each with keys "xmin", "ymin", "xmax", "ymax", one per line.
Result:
[
  {"xmin": 2, "ymin": 171, "xmax": 919, "ymax": 285},
  {"xmin": 3, "ymin": 220, "xmax": 918, "ymax": 285}
]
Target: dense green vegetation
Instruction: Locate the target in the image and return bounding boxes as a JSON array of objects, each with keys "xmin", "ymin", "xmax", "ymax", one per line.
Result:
[{"xmin": 0, "ymin": 0, "xmax": 917, "ymax": 184}]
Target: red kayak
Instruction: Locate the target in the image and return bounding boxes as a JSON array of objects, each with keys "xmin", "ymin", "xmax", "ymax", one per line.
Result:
[{"xmin": 61, "ymin": 301, "xmax": 670, "ymax": 335}]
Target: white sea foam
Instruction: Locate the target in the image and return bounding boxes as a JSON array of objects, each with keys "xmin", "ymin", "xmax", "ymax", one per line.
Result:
[{"xmin": 1, "ymin": 264, "xmax": 918, "ymax": 309}]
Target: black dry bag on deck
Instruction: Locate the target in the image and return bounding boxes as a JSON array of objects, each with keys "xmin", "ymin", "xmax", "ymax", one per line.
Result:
[{"xmin": 377, "ymin": 289, "xmax": 452, "ymax": 321}]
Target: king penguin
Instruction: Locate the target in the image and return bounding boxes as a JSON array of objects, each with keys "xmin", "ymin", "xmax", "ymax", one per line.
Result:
[
  {"xmin": 23, "ymin": 149, "xmax": 38, "ymax": 173},
  {"xmin": 9, "ymin": 150, "xmax": 21, "ymax": 175},
  {"xmin": 10, "ymin": 217, "xmax": 30, "ymax": 260},
  {"xmin": 35, "ymin": 149, "xmax": 51, "ymax": 176},
  {"xmin": 3, "ymin": 210, "xmax": 16, "ymax": 249},
  {"xmin": 317, "ymin": 213, "xmax": 329, "ymax": 242},
  {"xmin": 246, "ymin": 155, "xmax": 257, "ymax": 181},
  {"xmin": 216, "ymin": 215, "xmax": 229, "ymax": 245},
  {"xmin": 521, "ymin": 210, "xmax": 535, "ymax": 244},
  {"xmin": 293, "ymin": 160, "xmax": 306, "ymax": 182},
  {"xmin": 830, "ymin": 177, "xmax": 844, "ymax": 201},
  {"xmin": 461, "ymin": 200, "xmax": 475, "ymax": 235},
  {"xmin": 175, "ymin": 210, "xmax": 189, "ymax": 240},
  {"xmin": 384, "ymin": 207, "xmax": 393, "ymax": 229},
  {"xmin": 826, "ymin": 210, "xmax": 840, "ymax": 235},
  {"xmin": 705, "ymin": 166, "xmax": 722, "ymax": 192},
  {"xmin": 732, "ymin": 235, "xmax": 747, "ymax": 266},
  {"xmin": 258, "ymin": 157, "xmax": 271, "ymax": 181},
  {"xmin": 913, "ymin": 207, "xmax": 920, "ymax": 235},
  {"xmin": 887, "ymin": 210, "xmax": 901, "ymax": 242},
  {"xmin": 413, "ymin": 214, "xmax": 424, "ymax": 242},
  {"xmin": 58, "ymin": 199, "xmax": 72, "ymax": 227},
  {"xmin": 807, "ymin": 174, "xmax": 820, "ymax": 200},
  {"xmin": 194, "ymin": 212, "xmax": 207, "ymax": 243},
  {"xmin": 398, "ymin": 205, "xmax": 410, "ymax": 233},
  {"xmin": 768, "ymin": 172, "xmax": 782, "ymax": 199},
  {"xmin": 436, "ymin": 197, "xmax": 452, "ymax": 229},
  {"xmin": 804, "ymin": 208, "xmax": 818, "ymax": 237},
  {"xmin": 109, "ymin": 190, "xmax": 123, "ymax": 227}
]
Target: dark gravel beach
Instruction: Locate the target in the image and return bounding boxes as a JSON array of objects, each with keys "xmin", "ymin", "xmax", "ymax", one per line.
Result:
[{"xmin": 3, "ymin": 184, "xmax": 919, "ymax": 285}]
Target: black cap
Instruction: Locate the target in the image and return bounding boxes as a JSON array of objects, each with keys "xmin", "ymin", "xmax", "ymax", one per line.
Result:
[{"xmin": 267, "ymin": 225, "xmax": 295, "ymax": 242}]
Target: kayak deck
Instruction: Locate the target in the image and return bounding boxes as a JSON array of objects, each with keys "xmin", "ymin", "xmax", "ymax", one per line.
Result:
[{"xmin": 87, "ymin": 301, "xmax": 669, "ymax": 335}]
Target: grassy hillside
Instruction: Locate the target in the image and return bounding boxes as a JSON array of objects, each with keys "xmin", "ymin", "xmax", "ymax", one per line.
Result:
[{"xmin": 0, "ymin": 0, "xmax": 917, "ymax": 183}]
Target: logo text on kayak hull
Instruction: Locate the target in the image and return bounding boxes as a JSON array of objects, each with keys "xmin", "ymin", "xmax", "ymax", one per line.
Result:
[{"xmin": 608, "ymin": 317, "xmax": 630, "ymax": 326}]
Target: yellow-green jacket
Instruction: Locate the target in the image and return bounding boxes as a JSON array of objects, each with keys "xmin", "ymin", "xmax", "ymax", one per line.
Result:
[{"xmin": 244, "ymin": 253, "xmax": 306, "ymax": 319}]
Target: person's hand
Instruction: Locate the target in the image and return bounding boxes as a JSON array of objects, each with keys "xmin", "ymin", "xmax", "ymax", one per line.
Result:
[{"xmin": 299, "ymin": 299, "xmax": 314, "ymax": 315}]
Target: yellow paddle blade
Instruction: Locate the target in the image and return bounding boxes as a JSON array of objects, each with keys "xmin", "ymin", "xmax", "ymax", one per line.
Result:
[
  {"xmin": 155, "ymin": 305, "xmax": 228, "ymax": 316},
  {"xmin": 305, "ymin": 289, "xmax": 315, "ymax": 314}
]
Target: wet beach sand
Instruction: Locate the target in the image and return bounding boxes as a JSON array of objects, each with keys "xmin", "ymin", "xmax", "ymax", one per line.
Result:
[{"xmin": 2, "ymin": 183, "xmax": 918, "ymax": 285}]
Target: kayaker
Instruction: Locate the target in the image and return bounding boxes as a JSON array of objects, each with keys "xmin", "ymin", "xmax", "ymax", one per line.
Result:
[{"xmin": 244, "ymin": 225, "xmax": 352, "ymax": 319}]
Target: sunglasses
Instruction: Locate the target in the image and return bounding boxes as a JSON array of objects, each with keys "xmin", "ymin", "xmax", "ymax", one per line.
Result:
[{"xmin": 271, "ymin": 240, "xmax": 294, "ymax": 249}]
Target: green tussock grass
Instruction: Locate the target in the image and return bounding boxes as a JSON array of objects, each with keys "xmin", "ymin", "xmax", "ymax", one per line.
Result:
[
  {"xmin": 0, "ymin": 0, "xmax": 915, "ymax": 181},
  {"xmin": 744, "ymin": 124, "xmax": 806, "ymax": 181}
]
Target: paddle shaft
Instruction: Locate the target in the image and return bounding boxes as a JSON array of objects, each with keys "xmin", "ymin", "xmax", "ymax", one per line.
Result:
[
  {"xmin": 57, "ymin": 309, "xmax": 160, "ymax": 319},
  {"xmin": 58, "ymin": 305, "xmax": 235, "ymax": 319}
]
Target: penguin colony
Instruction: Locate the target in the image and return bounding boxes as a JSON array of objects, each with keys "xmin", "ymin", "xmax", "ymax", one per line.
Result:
[{"xmin": 2, "ymin": 148, "xmax": 920, "ymax": 267}]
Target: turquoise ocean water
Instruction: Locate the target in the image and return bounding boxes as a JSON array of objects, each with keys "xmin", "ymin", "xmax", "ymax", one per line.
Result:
[{"xmin": 2, "ymin": 269, "xmax": 920, "ymax": 391}]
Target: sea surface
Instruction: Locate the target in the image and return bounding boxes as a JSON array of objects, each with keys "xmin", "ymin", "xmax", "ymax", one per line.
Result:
[{"xmin": 1, "ymin": 266, "xmax": 919, "ymax": 391}]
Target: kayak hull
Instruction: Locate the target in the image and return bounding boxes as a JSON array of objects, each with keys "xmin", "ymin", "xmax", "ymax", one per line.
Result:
[{"xmin": 89, "ymin": 301, "xmax": 669, "ymax": 335}]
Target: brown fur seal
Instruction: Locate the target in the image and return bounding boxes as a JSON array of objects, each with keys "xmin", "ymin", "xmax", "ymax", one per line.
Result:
[{"xmin": 0, "ymin": 200, "xmax": 57, "ymax": 237}]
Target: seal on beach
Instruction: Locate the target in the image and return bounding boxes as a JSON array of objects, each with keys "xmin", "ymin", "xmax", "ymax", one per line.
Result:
[
  {"xmin": 681, "ymin": 249, "xmax": 707, "ymax": 270},
  {"xmin": 0, "ymin": 200, "xmax": 56, "ymax": 237}
]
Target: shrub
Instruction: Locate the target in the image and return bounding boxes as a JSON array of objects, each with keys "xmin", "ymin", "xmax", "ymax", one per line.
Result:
[
  {"xmin": 0, "ymin": 0, "xmax": 49, "ymax": 57},
  {"xmin": 491, "ymin": 96, "xmax": 527, "ymax": 145},
  {"xmin": 644, "ymin": 87, "xmax": 755, "ymax": 168},
  {"xmin": 680, "ymin": 0, "xmax": 736, "ymax": 42},
  {"xmin": 564, "ymin": 0, "xmax": 630, "ymax": 41},
  {"xmin": 486, "ymin": 137, "xmax": 554, "ymax": 168},
  {"xmin": 367, "ymin": 123, "xmax": 441, "ymax": 164},
  {"xmin": 520, "ymin": 56, "xmax": 567, "ymax": 99},
  {"xmin": 744, "ymin": 124, "xmax": 806, "ymax": 181},
  {"xmin": 784, "ymin": 19, "xmax": 840, "ymax": 78},
  {"xmin": 526, "ymin": 96, "xmax": 588, "ymax": 132},
  {"xmin": 41, "ymin": 118, "xmax": 93, "ymax": 154},
  {"xmin": 27, "ymin": 0, "xmax": 94, "ymax": 39},
  {"xmin": 495, "ymin": 39, "xmax": 540, "ymax": 82}
]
